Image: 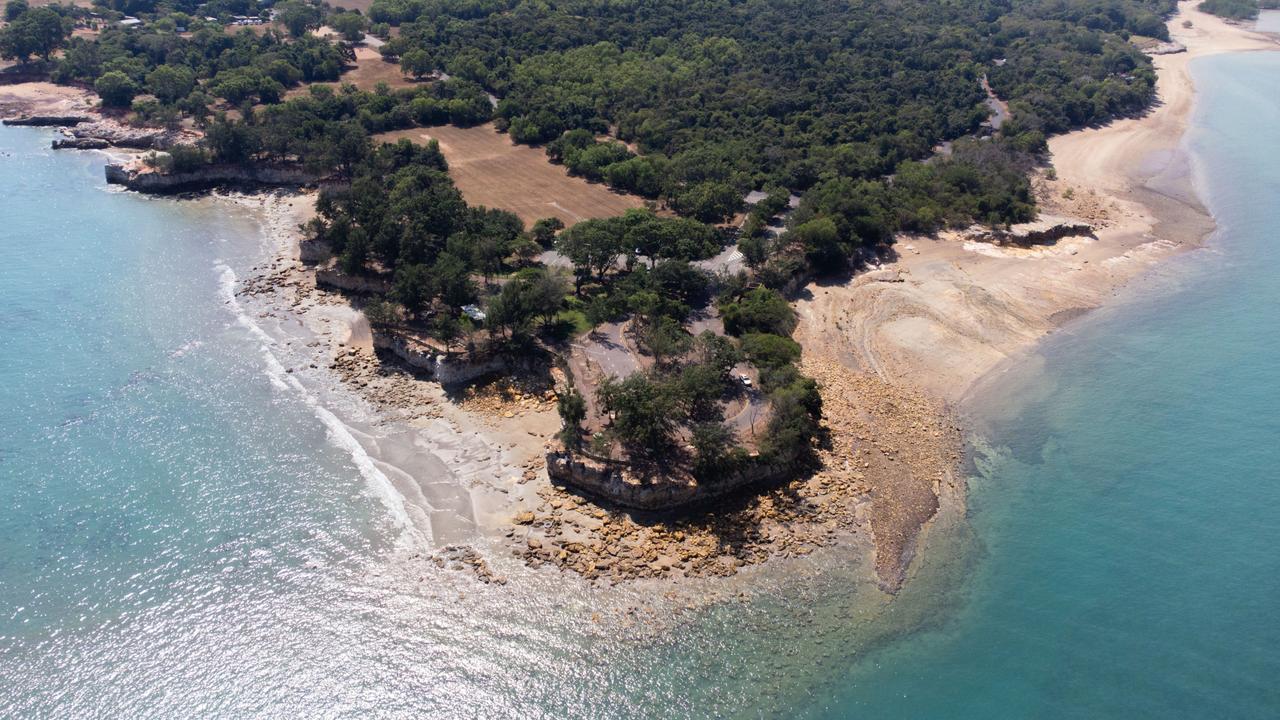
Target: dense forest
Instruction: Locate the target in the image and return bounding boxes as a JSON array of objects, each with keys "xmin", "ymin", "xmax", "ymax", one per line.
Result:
[
  {"xmin": 0, "ymin": 0, "xmax": 1186, "ymax": 478},
  {"xmin": 371, "ymin": 0, "xmax": 1175, "ymax": 237},
  {"xmin": 3, "ymin": 0, "xmax": 1183, "ymax": 264},
  {"xmin": 1198, "ymin": 0, "xmax": 1279, "ymax": 19}
]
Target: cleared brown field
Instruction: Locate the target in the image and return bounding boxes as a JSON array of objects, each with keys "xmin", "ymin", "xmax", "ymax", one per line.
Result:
[
  {"xmin": 328, "ymin": 0, "xmax": 376, "ymax": 11},
  {"xmin": 343, "ymin": 45, "xmax": 418, "ymax": 90},
  {"xmin": 376, "ymin": 123, "xmax": 646, "ymax": 226},
  {"xmin": 285, "ymin": 45, "xmax": 421, "ymax": 100}
]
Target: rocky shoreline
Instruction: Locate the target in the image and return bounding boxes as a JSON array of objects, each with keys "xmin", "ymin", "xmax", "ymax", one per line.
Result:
[
  {"xmin": 231, "ymin": 199, "xmax": 961, "ymax": 591},
  {"xmin": 104, "ymin": 160, "xmax": 327, "ymax": 193},
  {"xmin": 1, "ymin": 80, "xmax": 967, "ymax": 594},
  {"xmin": 510, "ymin": 357, "xmax": 961, "ymax": 589},
  {"xmin": 2, "ymin": 113, "xmax": 180, "ymax": 150}
]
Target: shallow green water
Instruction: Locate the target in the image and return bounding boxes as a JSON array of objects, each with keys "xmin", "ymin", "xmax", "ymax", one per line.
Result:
[
  {"xmin": 799, "ymin": 51, "xmax": 1280, "ymax": 718},
  {"xmin": 2, "ymin": 50, "xmax": 1278, "ymax": 719}
]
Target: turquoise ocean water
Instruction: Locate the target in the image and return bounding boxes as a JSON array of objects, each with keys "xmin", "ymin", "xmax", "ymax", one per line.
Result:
[
  {"xmin": 2, "ymin": 50, "xmax": 1278, "ymax": 718},
  {"xmin": 800, "ymin": 51, "xmax": 1280, "ymax": 718}
]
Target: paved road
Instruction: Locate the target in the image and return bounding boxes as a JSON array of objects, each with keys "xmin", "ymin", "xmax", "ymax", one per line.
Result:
[
  {"xmin": 578, "ymin": 321, "xmax": 639, "ymax": 379},
  {"xmin": 695, "ymin": 244, "xmax": 745, "ymax": 276}
]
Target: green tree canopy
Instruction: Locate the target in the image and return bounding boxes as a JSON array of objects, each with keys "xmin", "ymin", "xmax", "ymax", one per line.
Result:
[
  {"xmin": 94, "ymin": 71, "xmax": 138, "ymax": 108},
  {"xmin": 146, "ymin": 64, "xmax": 196, "ymax": 105},
  {"xmin": 276, "ymin": 1, "xmax": 321, "ymax": 38},
  {"xmin": 0, "ymin": 7, "xmax": 69, "ymax": 62}
]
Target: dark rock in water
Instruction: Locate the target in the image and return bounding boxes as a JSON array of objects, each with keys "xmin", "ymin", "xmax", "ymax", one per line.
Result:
[
  {"xmin": 70, "ymin": 121, "xmax": 169, "ymax": 150},
  {"xmin": 104, "ymin": 162, "xmax": 328, "ymax": 193},
  {"xmin": 52, "ymin": 137, "xmax": 109, "ymax": 150},
  {"xmin": 3, "ymin": 115, "xmax": 91, "ymax": 127}
]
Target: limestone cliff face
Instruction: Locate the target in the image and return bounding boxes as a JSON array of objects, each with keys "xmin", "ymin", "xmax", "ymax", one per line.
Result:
[
  {"xmin": 371, "ymin": 330, "xmax": 510, "ymax": 386},
  {"xmin": 68, "ymin": 121, "xmax": 170, "ymax": 149},
  {"xmin": 313, "ymin": 264, "xmax": 393, "ymax": 295},
  {"xmin": 544, "ymin": 445, "xmax": 792, "ymax": 511},
  {"xmin": 298, "ymin": 237, "xmax": 332, "ymax": 264},
  {"xmin": 104, "ymin": 162, "xmax": 326, "ymax": 193},
  {"xmin": 968, "ymin": 215, "xmax": 1095, "ymax": 246}
]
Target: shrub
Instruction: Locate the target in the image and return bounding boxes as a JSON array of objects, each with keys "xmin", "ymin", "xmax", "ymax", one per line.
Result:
[
  {"xmin": 720, "ymin": 287, "xmax": 796, "ymax": 337},
  {"xmin": 95, "ymin": 71, "xmax": 138, "ymax": 108}
]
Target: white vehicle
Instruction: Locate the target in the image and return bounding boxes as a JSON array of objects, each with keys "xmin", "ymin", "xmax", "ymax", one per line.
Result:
[{"xmin": 738, "ymin": 374, "xmax": 752, "ymax": 387}]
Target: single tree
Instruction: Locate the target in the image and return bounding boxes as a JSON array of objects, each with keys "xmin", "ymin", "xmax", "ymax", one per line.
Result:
[
  {"xmin": 328, "ymin": 11, "xmax": 366, "ymax": 43},
  {"xmin": 640, "ymin": 316, "xmax": 691, "ymax": 366},
  {"xmin": 275, "ymin": 1, "xmax": 321, "ymax": 38},
  {"xmin": 557, "ymin": 388, "xmax": 587, "ymax": 446},
  {"xmin": 690, "ymin": 421, "xmax": 741, "ymax": 478},
  {"xmin": 431, "ymin": 252, "xmax": 476, "ymax": 309},
  {"xmin": 597, "ymin": 373, "xmax": 681, "ymax": 459},
  {"xmin": 5, "ymin": 0, "xmax": 29, "ymax": 23},
  {"xmin": 94, "ymin": 71, "xmax": 138, "ymax": 108},
  {"xmin": 393, "ymin": 263, "xmax": 434, "ymax": 317},
  {"xmin": 146, "ymin": 64, "xmax": 196, "ymax": 105},
  {"xmin": 556, "ymin": 220, "xmax": 623, "ymax": 289},
  {"xmin": 399, "ymin": 48, "xmax": 433, "ymax": 80},
  {"xmin": 362, "ymin": 298, "xmax": 402, "ymax": 327},
  {"xmin": 530, "ymin": 217, "xmax": 564, "ymax": 248}
]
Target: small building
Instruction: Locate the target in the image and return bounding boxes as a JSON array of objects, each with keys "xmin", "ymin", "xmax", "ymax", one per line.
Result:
[{"xmin": 119, "ymin": 17, "xmax": 142, "ymax": 28}]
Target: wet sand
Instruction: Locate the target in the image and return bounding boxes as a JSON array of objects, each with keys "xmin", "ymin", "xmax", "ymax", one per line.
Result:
[
  {"xmin": 6, "ymin": 0, "xmax": 1267, "ymax": 595},
  {"xmin": 792, "ymin": 1, "xmax": 1277, "ymax": 587}
]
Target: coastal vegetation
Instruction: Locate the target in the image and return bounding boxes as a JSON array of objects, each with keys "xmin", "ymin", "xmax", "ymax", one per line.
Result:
[
  {"xmin": 2, "ymin": 0, "xmax": 1192, "ymax": 503},
  {"xmin": 1197, "ymin": 0, "xmax": 1278, "ymax": 20}
]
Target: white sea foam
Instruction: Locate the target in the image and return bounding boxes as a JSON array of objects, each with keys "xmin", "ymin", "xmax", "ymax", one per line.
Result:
[
  {"xmin": 168, "ymin": 340, "xmax": 204, "ymax": 358},
  {"xmin": 214, "ymin": 262, "xmax": 424, "ymax": 545}
]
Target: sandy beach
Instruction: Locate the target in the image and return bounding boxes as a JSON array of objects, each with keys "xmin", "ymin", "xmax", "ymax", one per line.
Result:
[
  {"xmin": 792, "ymin": 1, "xmax": 1277, "ymax": 583},
  {"xmin": 233, "ymin": 194, "xmax": 937, "ymax": 590},
  {"xmin": 0, "ymin": 81, "xmax": 93, "ymax": 118},
  {"xmin": 796, "ymin": 3, "xmax": 1276, "ymax": 405},
  {"xmin": 3, "ymin": 0, "xmax": 1270, "ymax": 596}
]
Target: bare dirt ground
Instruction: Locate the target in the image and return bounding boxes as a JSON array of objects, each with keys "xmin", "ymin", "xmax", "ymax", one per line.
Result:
[
  {"xmin": 340, "ymin": 45, "xmax": 419, "ymax": 91},
  {"xmin": 286, "ymin": 45, "xmax": 421, "ymax": 99},
  {"xmin": 0, "ymin": 82, "xmax": 93, "ymax": 117},
  {"xmin": 376, "ymin": 123, "xmax": 646, "ymax": 226}
]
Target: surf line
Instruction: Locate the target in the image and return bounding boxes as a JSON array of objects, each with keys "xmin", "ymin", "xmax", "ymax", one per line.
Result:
[{"xmin": 215, "ymin": 261, "xmax": 429, "ymax": 548}]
